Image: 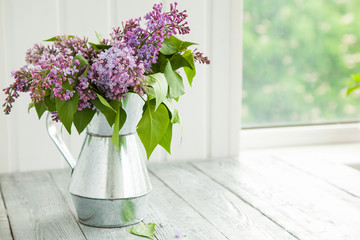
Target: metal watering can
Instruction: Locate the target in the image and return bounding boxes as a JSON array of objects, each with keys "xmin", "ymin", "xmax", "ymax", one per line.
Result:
[{"xmin": 46, "ymin": 93, "xmax": 152, "ymax": 227}]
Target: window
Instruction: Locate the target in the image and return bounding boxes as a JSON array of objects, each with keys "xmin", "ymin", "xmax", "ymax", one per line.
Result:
[{"xmin": 242, "ymin": 0, "xmax": 360, "ymax": 129}]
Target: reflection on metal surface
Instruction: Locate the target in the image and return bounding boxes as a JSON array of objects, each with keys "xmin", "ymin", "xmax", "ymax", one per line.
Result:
[{"xmin": 47, "ymin": 93, "xmax": 152, "ymax": 227}]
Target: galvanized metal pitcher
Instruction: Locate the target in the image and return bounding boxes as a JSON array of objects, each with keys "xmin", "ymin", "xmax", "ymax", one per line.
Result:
[{"xmin": 46, "ymin": 93, "xmax": 152, "ymax": 227}]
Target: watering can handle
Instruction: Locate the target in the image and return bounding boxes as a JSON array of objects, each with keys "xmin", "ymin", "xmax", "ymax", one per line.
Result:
[{"xmin": 46, "ymin": 112, "xmax": 76, "ymax": 169}]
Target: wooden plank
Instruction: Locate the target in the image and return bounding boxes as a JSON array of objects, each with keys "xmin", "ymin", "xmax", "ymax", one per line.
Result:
[
  {"xmin": 0, "ymin": 171, "xmax": 85, "ymax": 240},
  {"xmin": 274, "ymin": 153, "xmax": 360, "ymax": 198},
  {"xmin": 146, "ymin": 172, "xmax": 228, "ymax": 240},
  {"xmin": 50, "ymin": 169, "xmax": 228, "ymax": 240},
  {"xmin": 0, "ymin": 187, "xmax": 12, "ymax": 240},
  {"xmin": 50, "ymin": 169, "xmax": 145, "ymax": 240},
  {"xmin": 149, "ymin": 162, "xmax": 297, "ymax": 240},
  {"xmin": 192, "ymin": 158, "xmax": 360, "ymax": 240}
]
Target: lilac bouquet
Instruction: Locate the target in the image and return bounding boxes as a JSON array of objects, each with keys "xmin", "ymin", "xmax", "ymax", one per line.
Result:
[{"xmin": 2, "ymin": 2, "xmax": 210, "ymax": 158}]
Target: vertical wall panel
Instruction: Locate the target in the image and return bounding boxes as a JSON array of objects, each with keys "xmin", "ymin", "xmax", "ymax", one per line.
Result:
[
  {"xmin": 210, "ymin": 0, "xmax": 231, "ymax": 157},
  {"xmin": 209, "ymin": 0, "xmax": 242, "ymax": 158},
  {"xmin": 0, "ymin": 0, "xmax": 10, "ymax": 173},
  {"xmin": 165, "ymin": 0, "xmax": 209, "ymax": 160},
  {"xmin": 1, "ymin": 0, "xmax": 64, "ymax": 172},
  {"xmin": 61, "ymin": 0, "xmax": 111, "ymax": 42}
]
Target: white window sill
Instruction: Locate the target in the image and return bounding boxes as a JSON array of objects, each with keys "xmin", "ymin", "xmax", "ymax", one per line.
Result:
[
  {"xmin": 240, "ymin": 123, "xmax": 360, "ymax": 149},
  {"xmin": 240, "ymin": 142, "xmax": 360, "ymax": 168}
]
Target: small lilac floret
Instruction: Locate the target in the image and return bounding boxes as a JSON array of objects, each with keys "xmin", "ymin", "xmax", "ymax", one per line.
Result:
[
  {"xmin": 175, "ymin": 230, "xmax": 185, "ymax": 238},
  {"xmin": 159, "ymin": 219, "xmax": 168, "ymax": 228}
]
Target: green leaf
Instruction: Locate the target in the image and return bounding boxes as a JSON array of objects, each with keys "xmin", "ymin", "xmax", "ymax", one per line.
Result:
[
  {"xmin": 145, "ymin": 73, "xmax": 168, "ymax": 110},
  {"xmin": 73, "ymin": 55, "xmax": 89, "ymax": 69},
  {"xmin": 162, "ymin": 99, "xmax": 181, "ymax": 124},
  {"xmin": 95, "ymin": 31, "xmax": 103, "ymax": 43},
  {"xmin": 73, "ymin": 55, "xmax": 90, "ymax": 77},
  {"xmin": 89, "ymin": 42, "xmax": 112, "ymax": 51},
  {"xmin": 159, "ymin": 122, "xmax": 172, "ymax": 154},
  {"xmin": 352, "ymin": 73, "xmax": 360, "ymax": 82},
  {"xmin": 347, "ymin": 74, "xmax": 360, "ymax": 96},
  {"xmin": 145, "ymin": 86, "xmax": 156, "ymax": 100},
  {"xmin": 28, "ymin": 102, "xmax": 35, "ymax": 113},
  {"xmin": 170, "ymin": 53, "xmax": 193, "ymax": 71},
  {"xmin": 55, "ymin": 93, "xmax": 79, "ymax": 134},
  {"xmin": 92, "ymin": 95, "xmax": 117, "ymax": 126},
  {"xmin": 112, "ymin": 103, "xmax": 127, "ymax": 149},
  {"xmin": 164, "ymin": 61, "xmax": 185, "ymax": 98},
  {"xmin": 160, "ymin": 36, "xmax": 197, "ymax": 55},
  {"xmin": 97, "ymin": 94, "xmax": 116, "ymax": 111},
  {"xmin": 44, "ymin": 35, "xmax": 74, "ymax": 42},
  {"xmin": 137, "ymin": 101, "xmax": 169, "ymax": 159},
  {"xmin": 347, "ymin": 85, "xmax": 360, "ymax": 96},
  {"xmin": 182, "ymin": 50, "xmax": 196, "ymax": 86},
  {"xmin": 151, "ymin": 53, "xmax": 168, "ymax": 73},
  {"xmin": 35, "ymin": 101, "xmax": 47, "ymax": 119},
  {"xmin": 44, "ymin": 96, "xmax": 56, "ymax": 112},
  {"xmin": 61, "ymin": 81, "xmax": 74, "ymax": 91},
  {"xmin": 127, "ymin": 222, "xmax": 156, "ymax": 240},
  {"xmin": 73, "ymin": 108, "xmax": 96, "ymax": 134}
]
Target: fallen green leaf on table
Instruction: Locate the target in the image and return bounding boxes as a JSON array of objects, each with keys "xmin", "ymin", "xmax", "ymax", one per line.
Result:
[{"xmin": 127, "ymin": 222, "xmax": 156, "ymax": 239}]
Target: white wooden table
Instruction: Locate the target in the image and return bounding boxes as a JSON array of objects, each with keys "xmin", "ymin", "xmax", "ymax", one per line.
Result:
[{"xmin": 1, "ymin": 156, "xmax": 360, "ymax": 239}]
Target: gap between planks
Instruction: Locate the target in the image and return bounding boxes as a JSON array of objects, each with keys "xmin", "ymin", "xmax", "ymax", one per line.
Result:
[
  {"xmin": 188, "ymin": 160, "xmax": 300, "ymax": 240},
  {"xmin": 0, "ymin": 183, "xmax": 14, "ymax": 240},
  {"xmin": 0, "ymin": 171, "xmax": 86, "ymax": 240},
  {"xmin": 192, "ymin": 157, "xmax": 360, "ymax": 240},
  {"xmin": 148, "ymin": 161, "xmax": 297, "ymax": 240}
]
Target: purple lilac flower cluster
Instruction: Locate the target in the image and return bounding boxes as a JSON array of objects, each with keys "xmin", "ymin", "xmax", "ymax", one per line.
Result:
[
  {"xmin": 54, "ymin": 35, "xmax": 96, "ymax": 61},
  {"xmin": 89, "ymin": 43, "xmax": 146, "ymax": 101},
  {"xmin": 25, "ymin": 43, "xmax": 57, "ymax": 65},
  {"xmin": 110, "ymin": 2, "xmax": 190, "ymax": 71},
  {"xmin": 3, "ymin": 36, "xmax": 96, "ymax": 114},
  {"xmin": 87, "ymin": 2, "xmax": 190, "ymax": 101},
  {"xmin": 3, "ymin": 52, "xmax": 80, "ymax": 114},
  {"xmin": 3, "ymin": 2, "xmax": 193, "ymax": 116},
  {"xmin": 193, "ymin": 49, "xmax": 211, "ymax": 64}
]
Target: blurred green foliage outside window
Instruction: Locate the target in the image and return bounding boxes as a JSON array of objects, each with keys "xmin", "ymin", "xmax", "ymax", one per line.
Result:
[{"xmin": 242, "ymin": 0, "xmax": 360, "ymax": 128}]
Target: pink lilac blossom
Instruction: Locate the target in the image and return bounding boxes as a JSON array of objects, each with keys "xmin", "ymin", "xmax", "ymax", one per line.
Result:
[
  {"xmin": 35, "ymin": 53, "xmax": 79, "ymax": 101},
  {"xmin": 110, "ymin": 2, "xmax": 190, "ymax": 71},
  {"xmin": 54, "ymin": 35, "xmax": 96, "ymax": 60},
  {"xmin": 76, "ymin": 76, "xmax": 97, "ymax": 110},
  {"xmin": 89, "ymin": 43, "xmax": 146, "ymax": 101},
  {"xmin": 2, "ymin": 52, "xmax": 79, "ymax": 114},
  {"xmin": 193, "ymin": 49, "xmax": 211, "ymax": 64},
  {"xmin": 2, "ymin": 66, "xmax": 31, "ymax": 114},
  {"xmin": 25, "ymin": 43, "xmax": 57, "ymax": 65}
]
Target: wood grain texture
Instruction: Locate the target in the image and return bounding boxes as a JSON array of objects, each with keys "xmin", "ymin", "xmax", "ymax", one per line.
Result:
[
  {"xmin": 146, "ymin": 172, "xmax": 228, "ymax": 240},
  {"xmin": 274, "ymin": 153, "xmax": 360, "ymax": 198},
  {"xmin": 149, "ymin": 162, "xmax": 297, "ymax": 240},
  {"xmin": 0, "ymin": 187, "xmax": 12, "ymax": 240},
  {"xmin": 192, "ymin": 158, "xmax": 360, "ymax": 240},
  {"xmin": 0, "ymin": 171, "xmax": 85, "ymax": 240},
  {"xmin": 50, "ymin": 169, "xmax": 145, "ymax": 240}
]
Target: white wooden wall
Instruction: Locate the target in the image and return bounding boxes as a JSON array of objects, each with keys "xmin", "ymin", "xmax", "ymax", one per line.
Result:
[{"xmin": 0, "ymin": 0, "xmax": 241, "ymax": 173}]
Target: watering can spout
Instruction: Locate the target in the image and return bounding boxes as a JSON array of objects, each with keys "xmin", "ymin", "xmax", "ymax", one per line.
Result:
[{"xmin": 46, "ymin": 113, "xmax": 76, "ymax": 170}]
